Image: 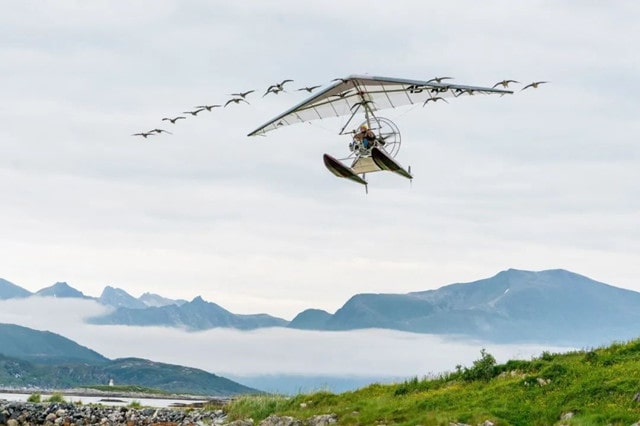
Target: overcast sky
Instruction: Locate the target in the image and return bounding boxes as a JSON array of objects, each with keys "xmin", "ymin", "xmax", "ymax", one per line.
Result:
[{"xmin": 1, "ymin": 1, "xmax": 638, "ymax": 320}]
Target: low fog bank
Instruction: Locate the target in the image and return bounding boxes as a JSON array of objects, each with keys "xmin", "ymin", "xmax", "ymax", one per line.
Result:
[
  {"xmin": 225, "ymin": 374, "xmax": 408, "ymax": 395},
  {"xmin": 0, "ymin": 298, "xmax": 575, "ymax": 380}
]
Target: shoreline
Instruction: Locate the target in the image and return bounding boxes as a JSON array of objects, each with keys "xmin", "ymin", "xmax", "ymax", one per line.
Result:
[{"xmin": 0, "ymin": 387, "xmax": 232, "ymax": 404}]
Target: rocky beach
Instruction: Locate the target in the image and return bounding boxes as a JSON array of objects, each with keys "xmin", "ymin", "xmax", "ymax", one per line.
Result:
[
  {"xmin": 0, "ymin": 400, "xmax": 227, "ymax": 426},
  {"xmin": 0, "ymin": 400, "xmax": 340, "ymax": 426}
]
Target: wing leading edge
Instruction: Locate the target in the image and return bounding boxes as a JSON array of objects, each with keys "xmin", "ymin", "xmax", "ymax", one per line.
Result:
[{"xmin": 247, "ymin": 74, "xmax": 512, "ymax": 137}]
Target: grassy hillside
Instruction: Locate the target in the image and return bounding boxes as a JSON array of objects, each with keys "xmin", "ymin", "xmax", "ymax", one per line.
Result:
[
  {"xmin": 0, "ymin": 354, "xmax": 257, "ymax": 396},
  {"xmin": 224, "ymin": 339, "xmax": 640, "ymax": 425}
]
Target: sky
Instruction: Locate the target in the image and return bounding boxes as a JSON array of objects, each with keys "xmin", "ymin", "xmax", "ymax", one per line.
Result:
[{"xmin": 1, "ymin": 1, "xmax": 639, "ymax": 321}]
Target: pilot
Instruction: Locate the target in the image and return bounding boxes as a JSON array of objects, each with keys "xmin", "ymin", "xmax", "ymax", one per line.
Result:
[{"xmin": 354, "ymin": 124, "xmax": 376, "ymax": 149}]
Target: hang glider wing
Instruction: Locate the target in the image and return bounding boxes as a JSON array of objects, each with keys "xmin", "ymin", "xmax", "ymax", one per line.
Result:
[{"xmin": 248, "ymin": 74, "xmax": 512, "ymax": 136}]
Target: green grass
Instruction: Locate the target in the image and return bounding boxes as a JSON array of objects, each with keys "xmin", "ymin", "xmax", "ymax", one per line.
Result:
[
  {"xmin": 224, "ymin": 339, "xmax": 640, "ymax": 425},
  {"xmin": 128, "ymin": 400, "xmax": 142, "ymax": 409},
  {"xmin": 225, "ymin": 394, "xmax": 292, "ymax": 420}
]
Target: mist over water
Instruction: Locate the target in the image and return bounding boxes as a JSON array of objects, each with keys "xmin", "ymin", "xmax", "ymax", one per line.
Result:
[{"xmin": 0, "ymin": 298, "xmax": 574, "ymax": 386}]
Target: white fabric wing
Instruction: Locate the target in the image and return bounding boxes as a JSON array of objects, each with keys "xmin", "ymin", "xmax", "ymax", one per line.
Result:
[{"xmin": 248, "ymin": 75, "xmax": 512, "ymax": 137}]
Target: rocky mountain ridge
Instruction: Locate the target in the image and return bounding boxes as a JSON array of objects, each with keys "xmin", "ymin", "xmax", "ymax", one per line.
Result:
[
  {"xmin": 2, "ymin": 269, "xmax": 639, "ymax": 346},
  {"xmin": 0, "ymin": 280, "xmax": 187, "ymax": 308}
]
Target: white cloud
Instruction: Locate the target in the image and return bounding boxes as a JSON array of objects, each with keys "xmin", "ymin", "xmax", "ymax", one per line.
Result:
[{"xmin": 0, "ymin": 297, "xmax": 572, "ymax": 378}]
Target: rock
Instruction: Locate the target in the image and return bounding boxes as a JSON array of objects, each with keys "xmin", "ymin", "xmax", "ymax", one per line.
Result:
[
  {"xmin": 537, "ymin": 378, "xmax": 550, "ymax": 386},
  {"xmin": 632, "ymin": 392, "xmax": 640, "ymax": 402},
  {"xmin": 307, "ymin": 414, "xmax": 337, "ymax": 426},
  {"xmin": 0, "ymin": 401, "xmax": 227, "ymax": 426},
  {"xmin": 226, "ymin": 419, "xmax": 254, "ymax": 426},
  {"xmin": 560, "ymin": 411, "xmax": 574, "ymax": 420},
  {"xmin": 258, "ymin": 415, "xmax": 301, "ymax": 426}
]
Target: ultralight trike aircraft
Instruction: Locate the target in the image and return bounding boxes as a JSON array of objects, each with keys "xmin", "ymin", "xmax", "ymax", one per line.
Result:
[{"xmin": 248, "ymin": 75, "xmax": 512, "ymax": 190}]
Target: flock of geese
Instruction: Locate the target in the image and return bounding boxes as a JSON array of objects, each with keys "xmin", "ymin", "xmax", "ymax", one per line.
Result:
[
  {"xmin": 132, "ymin": 77, "xmax": 547, "ymax": 139},
  {"xmin": 422, "ymin": 79, "xmax": 548, "ymax": 106},
  {"xmin": 493, "ymin": 79, "xmax": 548, "ymax": 90},
  {"xmin": 132, "ymin": 79, "xmax": 306, "ymax": 139}
]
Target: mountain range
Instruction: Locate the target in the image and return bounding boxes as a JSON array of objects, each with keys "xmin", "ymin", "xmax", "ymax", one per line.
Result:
[
  {"xmin": 0, "ymin": 280, "xmax": 187, "ymax": 307},
  {"xmin": 293, "ymin": 268, "xmax": 640, "ymax": 345},
  {"xmin": 2, "ymin": 269, "xmax": 640, "ymax": 346}
]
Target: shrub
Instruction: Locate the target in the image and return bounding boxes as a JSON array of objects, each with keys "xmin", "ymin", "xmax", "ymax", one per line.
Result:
[
  {"xmin": 45, "ymin": 392, "xmax": 66, "ymax": 403},
  {"xmin": 540, "ymin": 351, "xmax": 556, "ymax": 361},
  {"xmin": 499, "ymin": 359, "xmax": 532, "ymax": 374},
  {"xmin": 27, "ymin": 393, "xmax": 41, "ymax": 403},
  {"xmin": 539, "ymin": 363, "xmax": 567, "ymax": 380},
  {"xmin": 394, "ymin": 376, "xmax": 419, "ymax": 395},
  {"xmin": 462, "ymin": 349, "xmax": 497, "ymax": 382},
  {"xmin": 583, "ymin": 350, "xmax": 598, "ymax": 364}
]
